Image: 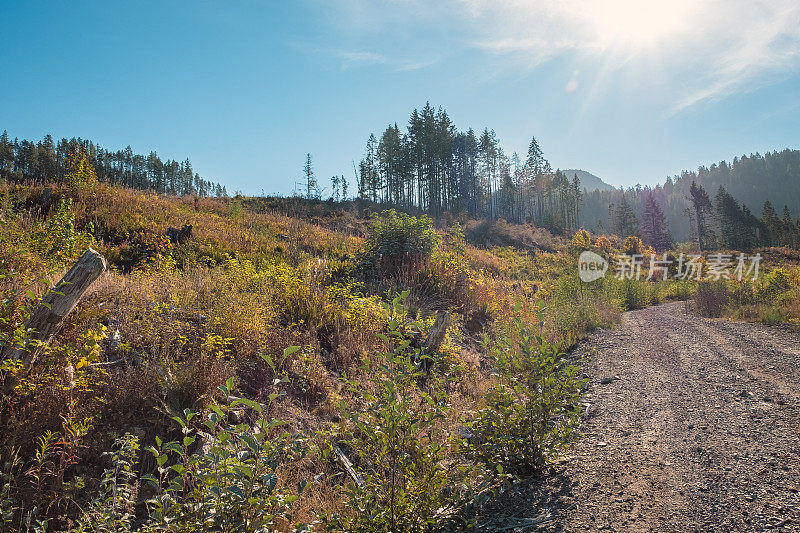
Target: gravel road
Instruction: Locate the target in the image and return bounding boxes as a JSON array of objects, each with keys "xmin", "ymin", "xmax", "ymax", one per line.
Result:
[{"xmin": 482, "ymin": 301, "xmax": 800, "ymax": 532}]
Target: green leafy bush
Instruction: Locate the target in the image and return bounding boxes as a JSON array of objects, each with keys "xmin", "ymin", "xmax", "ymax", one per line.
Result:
[
  {"xmin": 322, "ymin": 292, "xmax": 481, "ymax": 532},
  {"xmin": 615, "ymin": 277, "xmax": 652, "ymax": 310},
  {"xmin": 658, "ymin": 280, "xmax": 696, "ymax": 302},
  {"xmin": 622, "ymin": 235, "xmax": 643, "ymax": 256},
  {"xmin": 757, "ymin": 268, "xmax": 791, "ymax": 299},
  {"xmin": 72, "ymin": 355, "xmax": 308, "ymax": 532},
  {"xmin": 761, "ymin": 306, "xmax": 786, "ymax": 325},
  {"xmin": 36, "ymin": 198, "xmax": 94, "ymax": 265},
  {"xmin": 358, "ymin": 210, "xmax": 440, "ymax": 280},
  {"xmin": 570, "ymin": 229, "xmax": 591, "ymax": 251},
  {"xmin": 467, "ymin": 305, "xmax": 584, "ymax": 477}
]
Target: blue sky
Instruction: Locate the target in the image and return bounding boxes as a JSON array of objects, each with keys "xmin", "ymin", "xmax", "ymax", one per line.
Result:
[{"xmin": 2, "ymin": 0, "xmax": 800, "ymax": 193}]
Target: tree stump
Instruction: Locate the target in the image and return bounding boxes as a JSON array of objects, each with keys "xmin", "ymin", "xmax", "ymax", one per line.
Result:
[{"xmin": 2, "ymin": 248, "xmax": 108, "ymax": 384}]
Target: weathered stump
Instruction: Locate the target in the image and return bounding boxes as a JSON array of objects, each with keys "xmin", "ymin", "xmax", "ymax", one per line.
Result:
[{"xmin": 2, "ymin": 248, "xmax": 108, "ymax": 386}]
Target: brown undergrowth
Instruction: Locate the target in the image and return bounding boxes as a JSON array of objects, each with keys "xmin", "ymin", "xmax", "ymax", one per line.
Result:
[{"xmin": 0, "ymin": 180, "xmax": 686, "ymax": 530}]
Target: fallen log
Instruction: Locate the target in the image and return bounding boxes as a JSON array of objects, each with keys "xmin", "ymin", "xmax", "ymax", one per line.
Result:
[{"xmin": 2, "ymin": 248, "xmax": 108, "ymax": 386}]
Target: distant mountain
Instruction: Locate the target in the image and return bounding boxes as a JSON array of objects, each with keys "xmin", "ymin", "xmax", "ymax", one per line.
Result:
[{"xmin": 561, "ymin": 169, "xmax": 616, "ymax": 192}]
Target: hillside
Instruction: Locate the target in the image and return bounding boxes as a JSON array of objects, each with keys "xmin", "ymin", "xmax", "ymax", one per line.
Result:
[
  {"xmin": 1, "ymin": 174, "xmax": 714, "ymax": 530},
  {"xmin": 3, "ymin": 169, "xmax": 800, "ymax": 530},
  {"xmin": 561, "ymin": 169, "xmax": 616, "ymax": 192}
]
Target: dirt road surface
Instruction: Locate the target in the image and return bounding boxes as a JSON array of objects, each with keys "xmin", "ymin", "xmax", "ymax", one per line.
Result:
[{"xmin": 481, "ymin": 301, "xmax": 800, "ymax": 532}]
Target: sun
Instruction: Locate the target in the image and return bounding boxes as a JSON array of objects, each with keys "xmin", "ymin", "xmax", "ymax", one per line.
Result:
[{"xmin": 588, "ymin": 0, "xmax": 694, "ymax": 51}]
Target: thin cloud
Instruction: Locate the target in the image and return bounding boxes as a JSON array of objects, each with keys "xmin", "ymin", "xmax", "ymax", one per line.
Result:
[
  {"xmin": 332, "ymin": 49, "xmax": 438, "ymax": 72},
  {"xmin": 316, "ymin": 0, "xmax": 800, "ymax": 109},
  {"xmin": 671, "ymin": 1, "xmax": 800, "ymax": 111},
  {"xmin": 336, "ymin": 50, "xmax": 388, "ymax": 69},
  {"xmin": 459, "ymin": 0, "xmax": 800, "ymax": 111}
]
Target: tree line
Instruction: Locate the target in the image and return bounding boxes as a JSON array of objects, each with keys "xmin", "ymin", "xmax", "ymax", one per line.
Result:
[
  {"xmin": 0, "ymin": 130, "xmax": 227, "ymax": 197},
  {"xmin": 305, "ymin": 103, "xmax": 582, "ymax": 234},
  {"xmin": 580, "ymin": 149, "xmax": 800, "ymax": 250},
  {"xmin": 597, "ymin": 179, "xmax": 800, "ymax": 252}
]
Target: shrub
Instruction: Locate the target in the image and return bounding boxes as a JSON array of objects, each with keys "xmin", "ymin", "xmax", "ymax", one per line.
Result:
[
  {"xmin": 36, "ymin": 198, "xmax": 94, "ymax": 265},
  {"xmin": 729, "ymin": 280, "xmax": 755, "ymax": 307},
  {"xmin": 358, "ymin": 210, "xmax": 440, "ymax": 280},
  {"xmin": 322, "ymin": 293, "xmax": 481, "ymax": 531},
  {"xmin": 757, "ymin": 268, "xmax": 791, "ymax": 299},
  {"xmin": 75, "ymin": 364, "xmax": 308, "ymax": 532},
  {"xmin": 761, "ymin": 306, "xmax": 786, "ymax": 325},
  {"xmin": 467, "ymin": 305, "xmax": 584, "ymax": 477},
  {"xmin": 63, "ymin": 150, "xmax": 98, "ymax": 192},
  {"xmin": 622, "ymin": 235, "xmax": 643, "ymax": 256},
  {"xmin": 694, "ymin": 280, "xmax": 729, "ymax": 317},
  {"xmin": 570, "ymin": 229, "xmax": 591, "ymax": 251},
  {"xmin": 594, "ymin": 235, "xmax": 614, "ymax": 255},
  {"xmin": 658, "ymin": 280, "xmax": 696, "ymax": 302},
  {"xmin": 616, "ymin": 277, "xmax": 652, "ymax": 310},
  {"xmin": 548, "ymin": 274, "xmax": 618, "ymax": 343}
]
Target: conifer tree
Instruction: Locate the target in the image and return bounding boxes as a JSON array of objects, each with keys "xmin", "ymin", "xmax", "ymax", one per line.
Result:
[
  {"xmin": 304, "ymin": 153, "xmax": 317, "ymax": 200},
  {"xmin": 641, "ymin": 193, "xmax": 671, "ymax": 251},
  {"xmin": 761, "ymin": 200, "xmax": 780, "ymax": 245},
  {"xmin": 611, "ymin": 193, "xmax": 639, "ymax": 237},
  {"xmin": 689, "ymin": 181, "xmax": 713, "ymax": 250}
]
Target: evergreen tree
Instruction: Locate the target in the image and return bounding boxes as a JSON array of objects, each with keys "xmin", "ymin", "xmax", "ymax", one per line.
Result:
[
  {"xmin": 689, "ymin": 181, "xmax": 713, "ymax": 250},
  {"xmin": 611, "ymin": 193, "xmax": 639, "ymax": 237},
  {"xmin": 715, "ymin": 186, "xmax": 757, "ymax": 250},
  {"xmin": 641, "ymin": 192, "xmax": 671, "ymax": 251},
  {"xmin": 761, "ymin": 200, "xmax": 780, "ymax": 245},
  {"xmin": 304, "ymin": 153, "xmax": 317, "ymax": 200},
  {"xmin": 781, "ymin": 205, "xmax": 797, "ymax": 248}
]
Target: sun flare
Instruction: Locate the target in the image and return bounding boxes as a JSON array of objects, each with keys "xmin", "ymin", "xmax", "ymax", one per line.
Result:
[{"xmin": 589, "ymin": 0, "xmax": 694, "ymax": 50}]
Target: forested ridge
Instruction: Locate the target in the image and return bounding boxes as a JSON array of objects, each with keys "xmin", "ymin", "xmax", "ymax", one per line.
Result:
[
  {"xmin": 0, "ymin": 130, "xmax": 227, "ymax": 198},
  {"xmin": 5, "ymin": 112, "xmax": 800, "ymax": 252},
  {"xmin": 340, "ymin": 104, "xmax": 800, "ymax": 249},
  {"xmin": 581, "ymin": 149, "xmax": 800, "ymax": 245}
]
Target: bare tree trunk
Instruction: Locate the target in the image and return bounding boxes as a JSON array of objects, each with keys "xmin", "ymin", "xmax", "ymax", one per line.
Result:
[{"xmin": 3, "ymin": 248, "xmax": 107, "ymax": 387}]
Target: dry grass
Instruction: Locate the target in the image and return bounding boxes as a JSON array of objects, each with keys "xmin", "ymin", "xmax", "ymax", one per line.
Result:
[{"xmin": 0, "ymin": 184, "xmax": 655, "ymax": 529}]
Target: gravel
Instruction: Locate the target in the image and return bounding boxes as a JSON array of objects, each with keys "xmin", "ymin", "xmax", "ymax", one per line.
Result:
[{"xmin": 483, "ymin": 301, "xmax": 800, "ymax": 532}]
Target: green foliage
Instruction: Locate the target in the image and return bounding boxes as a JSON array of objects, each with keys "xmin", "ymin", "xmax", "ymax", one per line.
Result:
[
  {"xmin": 657, "ymin": 280, "xmax": 696, "ymax": 302},
  {"xmin": 622, "ymin": 235, "xmax": 643, "ymax": 256},
  {"xmin": 322, "ymin": 292, "xmax": 481, "ymax": 532},
  {"xmin": 73, "ymin": 434, "xmax": 140, "ymax": 532},
  {"xmin": 63, "ymin": 150, "xmax": 98, "ymax": 192},
  {"xmin": 616, "ymin": 277, "xmax": 652, "ymax": 311},
  {"xmin": 761, "ymin": 305, "xmax": 786, "ymax": 325},
  {"xmin": 570, "ymin": 229, "xmax": 591, "ymax": 251},
  {"xmin": 359, "ymin": 210, "xmax": 440, "ymax": 279},
  {"xmin": 757, "ymin": 268, "xmax": 791, "ymax": 298},
  {"xmin": 467, "ymin": 304, "xmax": 584, "ymax": 477},
  {"xmin": 1, "ymin": 450, "xmax": 21, "ymax": 530},
  {"xmin": 36, "ymin": 198, "xmax": 94, "ymax": 264},
  {"xmin": 73, "ymin": 360, "xmax": 307, "ymax": 532}
]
